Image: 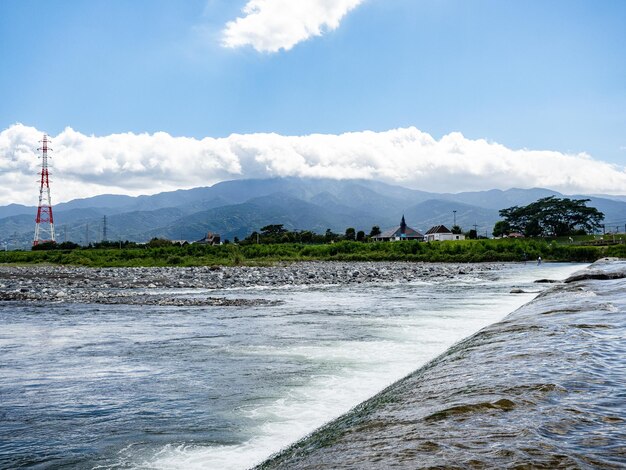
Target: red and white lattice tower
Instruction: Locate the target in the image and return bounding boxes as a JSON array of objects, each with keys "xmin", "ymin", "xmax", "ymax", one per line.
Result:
[{"xmin": 33, "ymin": 134, "xmax": 56, "ymax": 246}]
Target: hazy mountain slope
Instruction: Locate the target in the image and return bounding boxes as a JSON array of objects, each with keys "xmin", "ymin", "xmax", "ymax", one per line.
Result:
[
  {"xmin": 2, "ymin": 178, "xmax": 626, "ymax": 247},
  {"xmin": 590, "ymin": 194, "xmax": 626, "ymax": 203},
  {"xmin": 403, "ymin": 199, "xmax": 500, "ymax": 234},
  {"xmin": 55, "ymin": 194, "xmax": 138, "ymax": 212},
  {"xmin": 171, "ymin": 196, "xmax": 239, "ymax": 216},
  {"xmin": 0, "ymin": 214, "xmax": 33, "ymax": 247},
  {"xmin": 574, "ymin": 196, "xmax": 626, "ymax": 231},
  {"xmin": 148, "ymin": 193, "xmax": 387, "ymax": 241},
  {"xmin": 89, "ymin": 207, "xmax": 188, "ymax": 242},
  {"xmin": 309, "ymin": 190, "xmax": 404, "ymax": 226},
  {"xmin": 440, "ymin": 188, "xmax": 564, "ymax": 210},
  {"xmin": 0, "ymin": 204, "xmax": 33, "ymax": 220},
  {"xmin": 145, "ymin": 194, "xmax": 340, "ymax": 241},
  {"xmin": 0, "ymin": 208, "xmax": 111, "ymax": 246},
  {"xmin": 0, "ymin": 207, "xmax": 186, "ymax": 246}
]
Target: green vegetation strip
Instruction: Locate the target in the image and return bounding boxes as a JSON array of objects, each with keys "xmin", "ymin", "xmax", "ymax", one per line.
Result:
[{"xmin": 1, "ymin": 239, "xmax": 624, "ymax": 267}]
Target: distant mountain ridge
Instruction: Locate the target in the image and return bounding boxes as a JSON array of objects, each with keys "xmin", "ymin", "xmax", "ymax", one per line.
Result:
[{"xmin": 1, "ymin": 178, "xmax": 625, "ymax": 248}]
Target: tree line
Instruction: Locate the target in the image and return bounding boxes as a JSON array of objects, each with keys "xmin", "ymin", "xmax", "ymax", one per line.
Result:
[
  {"xmin": 4, "ymin": 237, "xmax": 625, "ymax": 267},
  {"xmin": 239, "ymin": 224, "xmax": 383, "ymax": 245}
]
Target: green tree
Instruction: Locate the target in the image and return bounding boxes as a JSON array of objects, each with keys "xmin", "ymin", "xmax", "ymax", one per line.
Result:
[
  {"xmin": 31, "ymin": 241, "xmax": 58, "ymax": 251},
  {"xmin": 147, "ymin": 238, "xmax": 173, "ymax": 248},
  {"xmin": 451, "ymin": 225, "xmax": 463, "ymax": 234},
  {"xmin": 466, "ymin": 229, "xmax": 478, "ymax": 240},
  {"xmin": 356, "ymin": 230, "xmax": 366, "ymax": 242},
  {"xmin": 524, "ymin": 218, "xmax": 542, "ymax": 238},
  {"xmin": 345, "ymin": 227, "xmax": 356, "ymax": 240},
  {"xmin": 499, "ymin": 197, "xmax": 604, "ymax": 237},
  {"xmin": 260, "ymin": 224, "xmax": 287, "ymax": 236},
  {"xmin": 492, "ymin": 220, "xmax": 511, "ymax": 237},
  {"xmin": 369, "ymin": 225, "xmax": 381, "ymax": 237}
]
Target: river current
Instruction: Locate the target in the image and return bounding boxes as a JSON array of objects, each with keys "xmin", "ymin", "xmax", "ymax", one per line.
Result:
[{"xmin": 0, "ymin": 263, "xmax": 583, "ymax": 469}]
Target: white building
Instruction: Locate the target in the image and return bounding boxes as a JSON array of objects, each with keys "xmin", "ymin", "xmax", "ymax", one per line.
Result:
[{"xmin": 424, "ymin": 225, "xmax": 465, "ymax": 242}]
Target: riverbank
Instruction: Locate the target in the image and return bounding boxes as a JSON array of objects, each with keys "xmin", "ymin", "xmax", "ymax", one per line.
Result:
[
  {"xmin": 257, "ymin": 259, "xmax": 626, "ymax": 469},
  {"xmin": 0, "ymin": 262, "xmax": 501, "ymax": 305},
  {"xmin": 2, "ymin": 238, "xmax": 624, "ymax": 267}
]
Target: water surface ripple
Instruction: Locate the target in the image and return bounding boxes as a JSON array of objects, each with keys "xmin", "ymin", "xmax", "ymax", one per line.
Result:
[
  {"xmin": 0, "ymin": 263, "xmax": 583, "ymax": 469},
  {"xmin": 259, "ymin": 260, "xmax": 626, "ymax": 469}
]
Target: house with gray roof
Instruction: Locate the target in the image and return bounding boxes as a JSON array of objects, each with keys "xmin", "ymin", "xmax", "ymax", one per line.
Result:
[
  {"xmin": 424, "ymin": 225, "xmax": 465, "ymax": 241},
  {"xmin": 373, "ymin": 216, "xmax": 424, "ymax": 241}
]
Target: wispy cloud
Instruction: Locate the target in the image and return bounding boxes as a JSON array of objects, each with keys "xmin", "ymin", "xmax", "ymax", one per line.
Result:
[
  {"xmin": 1, "ymin": 123, "xmax": 625, "ymax": 205},
  {"xmin": 222, "ymin": 0, "xmax": 364, "ymax": 52}
]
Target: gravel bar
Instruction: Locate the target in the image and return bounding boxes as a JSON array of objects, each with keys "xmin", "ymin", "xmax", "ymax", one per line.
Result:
[{"xmin": 0, "ymin": 262, "xmax": 503, "ymax": 306}]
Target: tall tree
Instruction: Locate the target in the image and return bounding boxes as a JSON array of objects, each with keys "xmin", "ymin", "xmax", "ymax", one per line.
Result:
[
  {"xmin": 498, "ymin": 197, "xmax": 604, "ymax": 237},
  {"xmin": 492, "ymin": 220, "xmax": 511, "ymax": 237}
]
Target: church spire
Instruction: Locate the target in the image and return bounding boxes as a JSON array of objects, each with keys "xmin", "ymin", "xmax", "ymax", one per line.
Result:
[{"xmin": 400, "ymin": 215, "xmax": 407, "ymax": 234}]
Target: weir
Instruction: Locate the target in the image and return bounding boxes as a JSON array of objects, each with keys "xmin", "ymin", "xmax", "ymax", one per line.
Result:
[{"xmin": 257, "ymin": 259, "xmax": 626, "ymax": 469}]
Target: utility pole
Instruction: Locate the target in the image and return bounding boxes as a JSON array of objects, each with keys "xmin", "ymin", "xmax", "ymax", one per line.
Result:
[
  {"xmin": 602, "ymin": 224, "xmax": 606, "ymax": 236},
  {"xmin": 63, "ymin": 225, "xmax": 67, "ymax": 243},
  {"xmin": 86, "ymin": 223, "xmax": 89, "ymax": 247},
  {"xmin": 103, "ymin": 215, "xmax": 107, "ymax": 242},
  {"xmin": 453, "ymin": 210, "xmax": 457, "ymax": 227}
]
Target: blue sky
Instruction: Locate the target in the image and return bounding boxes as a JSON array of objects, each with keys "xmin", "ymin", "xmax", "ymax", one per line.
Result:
[{"xmin": 0, "ymin": 0, "xmax": 625, "ymax": 203}]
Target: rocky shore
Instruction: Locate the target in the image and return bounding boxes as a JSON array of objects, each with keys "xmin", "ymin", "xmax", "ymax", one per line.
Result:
[{"xmin": 0, "ymin": 262, "xmax": 502, "ymax": 306}]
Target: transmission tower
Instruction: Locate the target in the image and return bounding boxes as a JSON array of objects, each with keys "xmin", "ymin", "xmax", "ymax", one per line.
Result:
[
  {"xmin": 33, "ymin": 135, "xmax": 56, "ymax": 246},
  {"xmin": 102, "ymin": 215, "xmax": 107, "ymax": 242}
]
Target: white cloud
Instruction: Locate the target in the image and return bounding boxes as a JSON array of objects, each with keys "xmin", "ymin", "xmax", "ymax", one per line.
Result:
[
  {"xmin": 222, "ymin": 0, "xmax": 364, "ymax": 52},
  {"xmin": 1, "ymin": 123, "xmax": 626, "ymax": 206}
]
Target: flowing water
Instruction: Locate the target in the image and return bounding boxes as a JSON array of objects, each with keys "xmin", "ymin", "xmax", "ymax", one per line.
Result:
[
  {"xmin": 259, "ymin": 260, "xmax": 626, "ymax": 469},
  {"xmin": 0, "ymin": 263, "xmax": 583, "ymax": 469}
]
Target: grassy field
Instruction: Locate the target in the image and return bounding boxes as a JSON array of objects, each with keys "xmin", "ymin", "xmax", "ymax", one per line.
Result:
[{"xmin": 1, "ymin": 238, "xmax": 624, "ymax": 267}]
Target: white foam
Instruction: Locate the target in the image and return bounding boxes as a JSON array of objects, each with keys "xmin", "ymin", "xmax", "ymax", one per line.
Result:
[{"xmin": 127, "ymin": 263, "xmax": 585, "ymax": 470}]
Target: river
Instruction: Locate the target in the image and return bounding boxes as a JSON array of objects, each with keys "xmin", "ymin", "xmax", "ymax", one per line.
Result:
[{"xmin": 0, "ymin": 262, "xmax": 583, "ymax": 469}]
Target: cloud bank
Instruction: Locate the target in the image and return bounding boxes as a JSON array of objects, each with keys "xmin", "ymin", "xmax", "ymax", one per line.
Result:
[
  {"xmin": 222, "ymin": 0, "xmax": 364, "ymax": 52},
  {"xmin": 1, "ymin": 123, "xmax": 625, "ymax": 206}
]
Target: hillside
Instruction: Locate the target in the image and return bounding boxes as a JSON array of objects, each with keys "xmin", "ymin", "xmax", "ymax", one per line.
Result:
[{"xmin": 1, "ymin": 178, "xmax": 625, "ymax": 248}]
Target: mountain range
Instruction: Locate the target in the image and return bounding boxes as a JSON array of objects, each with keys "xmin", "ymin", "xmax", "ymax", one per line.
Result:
[{"xmin": 2, "ymin": 178, "xmax": 626, "ymax": 248}]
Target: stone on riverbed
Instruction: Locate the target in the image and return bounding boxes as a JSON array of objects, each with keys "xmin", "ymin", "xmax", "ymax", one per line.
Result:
[{"xmin": 0, "ymin": 261, "xmax": 504, "ymax": 307}]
